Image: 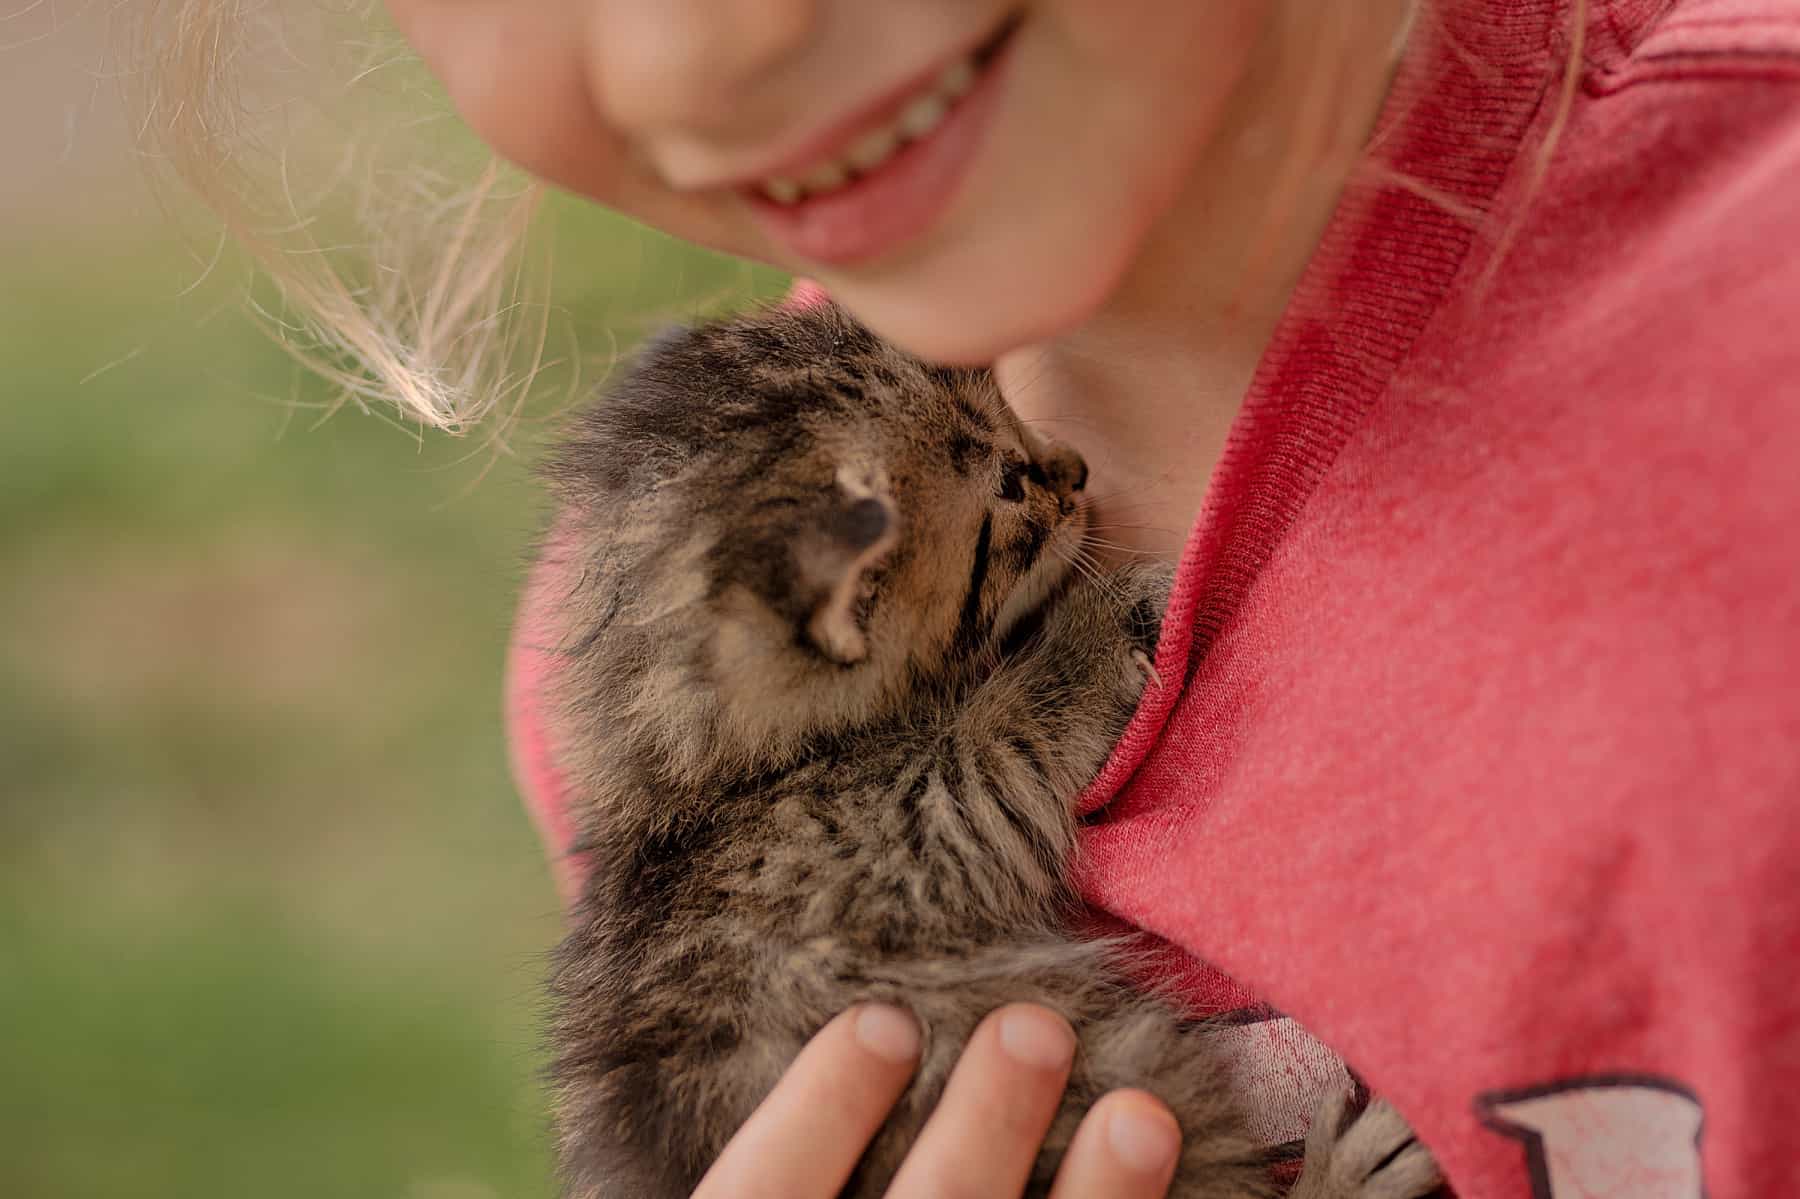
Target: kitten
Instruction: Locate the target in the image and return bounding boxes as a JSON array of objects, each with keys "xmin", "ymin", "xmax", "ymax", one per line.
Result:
[{"xmin": 537, "ymin": 302, "xmax": 1439, "ymax": 1199}]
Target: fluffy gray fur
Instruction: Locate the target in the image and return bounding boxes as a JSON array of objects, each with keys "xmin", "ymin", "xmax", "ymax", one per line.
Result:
[{"xmin": 537, "ymin": 302, "xmax": 1439, "ymax": 1199}]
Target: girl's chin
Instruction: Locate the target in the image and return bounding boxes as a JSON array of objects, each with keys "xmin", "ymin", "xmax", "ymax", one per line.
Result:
[
  {"xmin": 817, "ymin": 250, "xmax": 1127, "ymax": 365},
  {"xmin": 819, "ymin": 286, "xmax": 1037, "ymax": 363}
]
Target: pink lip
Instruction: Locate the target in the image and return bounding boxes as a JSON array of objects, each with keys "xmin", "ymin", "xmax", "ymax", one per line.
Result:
[{"xmin": 741, "ymin": 35, "xmax": 1015, "ymax": 268}]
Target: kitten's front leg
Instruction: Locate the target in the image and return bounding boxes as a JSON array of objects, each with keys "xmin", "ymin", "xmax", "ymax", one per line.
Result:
[{"xmin": 964, "ymin": 565, "xmax": 1173, "ymax": 806}]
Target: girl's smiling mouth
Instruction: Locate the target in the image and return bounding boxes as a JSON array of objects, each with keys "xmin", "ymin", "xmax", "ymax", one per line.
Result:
[{"xmin": 734, "ymin": 14, "xmax": 1022, "ymax": 268}]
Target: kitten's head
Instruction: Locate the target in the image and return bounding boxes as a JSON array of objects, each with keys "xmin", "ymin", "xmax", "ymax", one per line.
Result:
[{"xmin": 547, "ymin": 302, "xmax": 1090, "ymax": 786}]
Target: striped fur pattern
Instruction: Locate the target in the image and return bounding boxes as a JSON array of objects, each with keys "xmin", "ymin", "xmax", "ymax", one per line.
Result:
[{"xmin": 538, "ymin": 303, "xmax": 1437, "ymax": 1199}]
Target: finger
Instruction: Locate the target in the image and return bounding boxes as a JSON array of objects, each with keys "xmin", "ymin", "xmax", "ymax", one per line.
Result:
[
  {"xmin": 887, "ymin": 1004, "xmax": 1078, "ymax": 1199},
  {"xmin": 691, "ymin": 1004, "xmax": 921, "ymax": 1199},
  {"xmin": 1047, "ymin": 1090, "xmax": 1181, "ymax": 1199}
]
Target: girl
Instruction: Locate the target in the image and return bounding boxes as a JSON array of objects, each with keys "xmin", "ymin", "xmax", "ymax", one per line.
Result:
[{"xmin": 146, "ymin": 1, "xmax": 1800, "ymax": 1195}]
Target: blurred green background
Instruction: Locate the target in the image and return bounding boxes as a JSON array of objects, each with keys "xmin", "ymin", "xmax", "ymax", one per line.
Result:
[{"xmin": 2, "ymin": 10, "xmax": 780, "ymax": 1197}]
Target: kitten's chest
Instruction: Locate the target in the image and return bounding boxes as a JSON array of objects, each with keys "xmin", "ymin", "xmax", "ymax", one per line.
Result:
[{"xmin": 720, "ymin": 748, "xmax": 1073, "ymax": 952}]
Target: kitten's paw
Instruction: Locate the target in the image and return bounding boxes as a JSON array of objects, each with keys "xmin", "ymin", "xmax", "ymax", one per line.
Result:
[
  {"xmin": 1116, "ymin": 563, "xmax": 1175, "ymax": 656},
  {"xmin": 1288, "ymin": 1091, "xmax": 1442, "ymax": 1199}
]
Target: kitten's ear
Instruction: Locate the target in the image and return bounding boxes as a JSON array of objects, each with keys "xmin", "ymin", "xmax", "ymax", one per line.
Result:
[{"xmin": 797, "ymin": 475, "xmax": 898, "ymax": 665}]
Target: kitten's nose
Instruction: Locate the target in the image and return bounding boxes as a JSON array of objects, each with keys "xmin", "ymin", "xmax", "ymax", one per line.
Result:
[{"xmin": 1038, "ymin": 437, "xmax": 1088, "ymax": 502}]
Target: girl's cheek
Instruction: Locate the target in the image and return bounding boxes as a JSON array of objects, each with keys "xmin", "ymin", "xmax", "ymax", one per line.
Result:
[
  {"xmin": 389, "ymin": 2, "xmax": 617, "ymax": 199},
  {"xmin": 389, "ymin": 0, "xmax": 774, "ymax": 261}
]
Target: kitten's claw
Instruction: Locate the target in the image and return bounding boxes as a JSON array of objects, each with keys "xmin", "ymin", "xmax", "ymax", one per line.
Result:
[
  {"xmin": 1289, "ymin": 1091, "xmax": 1443, "ymax": 1199},
  {"xmin": 1131, "ymin": 648, "xmax": 1165, "ymax": 691}
]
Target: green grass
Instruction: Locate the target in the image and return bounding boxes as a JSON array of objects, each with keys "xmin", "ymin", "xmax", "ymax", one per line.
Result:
[
  {"xmin": 0, "ymin": 200, "xmax": 785, "ymax": 1197},
  {"xmin": 1, "ymin": 906, "xmax": 549, "ymax": 1199}
]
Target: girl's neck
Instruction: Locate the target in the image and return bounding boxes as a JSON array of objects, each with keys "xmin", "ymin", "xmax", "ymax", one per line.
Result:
[{"xmin": 996, "ymin": 0, "xmax": 1417, "ymax": 563}]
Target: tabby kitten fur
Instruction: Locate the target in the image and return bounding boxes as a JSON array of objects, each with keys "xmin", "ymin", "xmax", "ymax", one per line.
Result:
[{"xmin": 540, "ymin": 303, "xmax": 1438, "ymax": 1199}]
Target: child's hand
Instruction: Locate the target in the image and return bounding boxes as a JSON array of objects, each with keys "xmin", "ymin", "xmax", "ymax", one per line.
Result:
[{"xmin": 690, "ymin": 1003, "xmax": 1181, "ymax": 1199}]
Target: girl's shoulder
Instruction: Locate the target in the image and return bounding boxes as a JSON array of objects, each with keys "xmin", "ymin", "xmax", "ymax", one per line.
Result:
[
  {"xmin": 1590, "ymin": 0, "xmax": 1800, "ymax": 92},
  {"xmin": 1514, "ymin": 0, "xmax": 1800, "ymax": 384}
]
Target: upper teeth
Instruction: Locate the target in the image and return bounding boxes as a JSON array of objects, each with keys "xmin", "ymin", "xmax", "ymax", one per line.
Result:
[{"xmin": 760, "ymin": 56, "xmax": 979, "ymax": 204}]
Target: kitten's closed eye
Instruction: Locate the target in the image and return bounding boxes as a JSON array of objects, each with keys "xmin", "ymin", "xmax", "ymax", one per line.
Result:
[{"xmin": 998, "ymin": 462, "xmax": 1027, "ymax": 502}]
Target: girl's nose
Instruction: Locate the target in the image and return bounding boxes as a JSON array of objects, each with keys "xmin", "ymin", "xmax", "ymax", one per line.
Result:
[{"xmin": 585, "ymin": 0, "xmax": 822, "ymax": 137}]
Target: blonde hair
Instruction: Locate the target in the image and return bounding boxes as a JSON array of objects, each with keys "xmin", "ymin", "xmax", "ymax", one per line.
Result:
[
  {"xmin": 125, "ymin": 0, "xmax": 1584, "ymax": 433},
  {"xmin": 129, "ymin": 0, "xmax": 547, "ymax": 432}
]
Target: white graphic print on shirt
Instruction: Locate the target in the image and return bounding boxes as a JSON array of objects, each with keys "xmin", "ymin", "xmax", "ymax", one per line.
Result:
[{"xmin": 1479, "ymin": 1077, "xmax": 1705, "ymax": 1199}]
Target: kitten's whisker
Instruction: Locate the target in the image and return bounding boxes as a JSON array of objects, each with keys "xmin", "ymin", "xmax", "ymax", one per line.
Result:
[
  {"xmin": 1017, "ymin": 414, "xmax": 1109, "ymax": 436},
  {"xmin": 1082, "ymin": 488, "xmax": 1164, "ymax": 510},
  {"xmin": 1086, "ymin": 521, "xmax": 1183, "ymax": 535},
  {"xmin": 1052, "ymin": 543, "xmax": 1103, "ymax": 591},
  {"xmin": 1082, "ymin": 537, "xmax": 1164, "ymax": 558},
  {"xmin": 1058, "ymin": 545, "xmax": 1122, "ymax": 600},
  {"xmin": 994, "ymin": 352, "xmax": 1054, "ymax": 403}
]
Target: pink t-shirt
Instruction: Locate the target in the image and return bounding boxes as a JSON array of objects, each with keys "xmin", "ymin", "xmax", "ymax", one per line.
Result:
[{"xmin": 507, "ymin": 3, "xmax": 1800, "ymax": 1194}]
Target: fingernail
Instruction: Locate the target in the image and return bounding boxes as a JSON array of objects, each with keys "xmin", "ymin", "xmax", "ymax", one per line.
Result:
[
  {"xmin": 1107, "ymin": 1103, "xmax": 1180, "ymax": 1174},
  {"xmin": 998, "ymin": 1006, "xmax": 1076, "ymax": 1070},
  {"xmin": 854, "ymin": 1005, "xmax": 921, "ymax": 1063}
]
